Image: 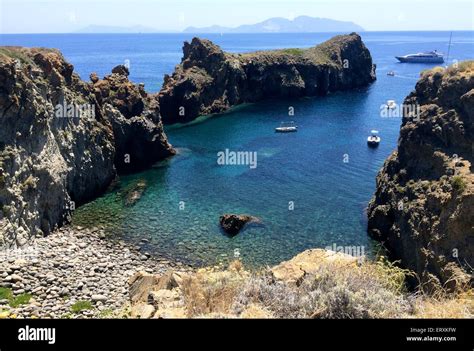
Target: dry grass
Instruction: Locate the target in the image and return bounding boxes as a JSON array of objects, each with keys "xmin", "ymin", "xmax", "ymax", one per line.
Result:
[
  {"xmin": 422, "ymin": 60, "xmax": 474, "ymax": 79},
  {"xmin": 446, "ymin": 60, "xmax": 474, "ymax": 76},
  {"xmin": 180, "ymin": 265, "xmax": 248, "ymax": 317},
  {"xmin": 410, "ymin": 290, "xmax": 473, "ymax": 318},
  {"xmin": 178, "ymin": 257, "xmax": 472, "ymax": 319}
]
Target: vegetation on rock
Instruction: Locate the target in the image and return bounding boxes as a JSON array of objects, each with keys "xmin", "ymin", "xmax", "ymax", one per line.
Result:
[{"xmin": 127, "ymin": 249, "xmax": 473, "ymax": 318}]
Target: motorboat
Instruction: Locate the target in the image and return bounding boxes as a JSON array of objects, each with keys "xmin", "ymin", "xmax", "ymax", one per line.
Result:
[
  {"xmin": 275, "ymin": 121, "xmax": 298, "ymax": 133},
  {"xmin": 367, "ymin": 130, "xmax": 381, "ymax": 147},
  {"xmin": 387, "ymin": 71, "xmax": 395, "ymax": 76}
]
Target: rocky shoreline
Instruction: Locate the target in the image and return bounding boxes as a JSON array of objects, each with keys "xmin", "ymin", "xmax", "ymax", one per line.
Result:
[{"xmin": 0, "ymin": 226, "xmax": 189, "ymax": 318}]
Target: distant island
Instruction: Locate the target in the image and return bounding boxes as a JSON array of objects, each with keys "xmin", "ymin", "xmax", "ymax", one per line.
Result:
[
  {"xmin": 184, "ymin": 16, "xmax": 365, "ymax": 33},
  {"xmin": 74, "ymin": 16, "xmax": 364, "ymax": 34}
]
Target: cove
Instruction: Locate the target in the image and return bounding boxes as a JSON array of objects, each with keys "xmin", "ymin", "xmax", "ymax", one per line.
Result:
[{"xmin": 72, "ymin": 86, "xmax": 404, "ymax": 268}]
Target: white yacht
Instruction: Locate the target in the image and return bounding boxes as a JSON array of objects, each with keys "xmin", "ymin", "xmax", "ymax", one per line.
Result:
[
  {"xmin": 395, "ymin": 51, "xmax": 444, "ymax": 63},
  {"xmin": 275, "ymin": 121, "xmax": 298, "ymax": 133}
]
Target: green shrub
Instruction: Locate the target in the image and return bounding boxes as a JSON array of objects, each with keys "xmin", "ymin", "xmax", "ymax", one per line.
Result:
[
  {"xmin": 451, "ymin": 176, "xmax": 466, "ymax": 193},
  {"xmin": 0, "ymin": 287, "xmax": 13, "ymax": 301},
  {"xmin": 9, "ymin": 293, "xmax": 32, "ymax": 307},
  {"xmin": 279, "ymin": 48, "xmax": 305, "ymax": 56},
  {"xmin": 0, "ymin": 205, "xmax": 11, "ymax": 217},
  {"xmin": 71, "ymin": 300, "xmax": 93, "ymax": 313}
]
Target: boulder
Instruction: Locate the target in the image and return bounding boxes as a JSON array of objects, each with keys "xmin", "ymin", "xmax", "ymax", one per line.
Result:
[
  {"xmin": 122, "ymin": 180, "xmax": 147, "ymax": 206},
  {"xmin": 131, "ymin": 303, "xmax": 155, "ymax": 319},
  {"xmin": 111, "ymin": 64, "xmax": 129, "ymax": 76},
  {"xmin": 270, "ymin": 249, "xmax": 358, "ymax": 286},
  {"xmin": 219, "ymin": 214, "xmax": 261, "ymax": 236},
  {"xmin": 128, "ymin": 271, "xmax": 161, "ymax": 304}
]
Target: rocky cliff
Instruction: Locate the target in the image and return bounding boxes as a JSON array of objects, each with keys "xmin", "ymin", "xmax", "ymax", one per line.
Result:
[
  {"xmin": 368, "ymin": 62, "xmax": 474, "ymax": 291},
  {"xmin": 0, "ymin": 47, "xmax": 174, "ymax": 247},
  {"xmin": 159, "ymin": 33, "xmax": 376, "ymax": 124}
]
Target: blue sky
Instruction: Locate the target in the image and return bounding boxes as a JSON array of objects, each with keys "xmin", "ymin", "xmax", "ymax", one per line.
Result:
[{"xmin": 1, "ymin": 0, "xmax": 473, "ymax": 33}]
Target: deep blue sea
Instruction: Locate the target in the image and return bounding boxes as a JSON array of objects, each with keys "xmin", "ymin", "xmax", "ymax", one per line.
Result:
[{"xmin": 1, "ymin": 32, "xmax": 473, "ymax": 267}]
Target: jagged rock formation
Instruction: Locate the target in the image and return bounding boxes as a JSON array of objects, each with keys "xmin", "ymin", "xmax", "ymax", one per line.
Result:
[
  {"xmin": 0, "ymin": 48, "xmax": 174, "ymax": 247},
  {"xmin": 159, "ymin": 33, "xmax": 376, "ymax": 124},
  {"xmin": 368, "ymin": 62, "xmax": 474, "ymax": 291},
  {"xmin": 91, "ymin": 65, "xmax": 174, "ymax": 173}
]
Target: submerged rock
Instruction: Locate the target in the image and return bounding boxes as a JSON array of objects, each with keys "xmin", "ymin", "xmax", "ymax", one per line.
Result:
[
  {"xmin": 122, "ymin": 180, "xmax": 147, "ymax": 207},
  {"xmin": 367, "ymin": 62, "xmax": 474, "ymax": 292},
  {"xmin": 219, "ymin": 214, "xmax": 261, "ymax": 236},
  {"xmin": 159, "ymin": 33, "xmax": 376, "ymax": 124}
]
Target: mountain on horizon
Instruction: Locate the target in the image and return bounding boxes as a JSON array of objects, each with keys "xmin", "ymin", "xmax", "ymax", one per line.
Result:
[{"xmin": 184, "ymin": 16, "xmax": 365, "ymax": 33}]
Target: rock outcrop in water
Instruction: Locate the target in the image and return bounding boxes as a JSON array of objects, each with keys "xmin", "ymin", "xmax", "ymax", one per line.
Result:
[
  {"xmin": 367, "ymin": 62, "xmax": 474, "ymax": 291},
  {"xmin": 0, "ymin": 47, "xmax": 174, "ymax": 247},
  {"xmin": 158, "ymin": 33, "xmax": 376, "ymax": 124},
  {"xmin": 219, "ymin": 214, "xmax": 261, "ymax": 236}
]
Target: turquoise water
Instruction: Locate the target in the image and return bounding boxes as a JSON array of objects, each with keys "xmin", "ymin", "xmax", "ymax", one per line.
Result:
[
  {"xmin": 72, "ymin": 93, "xmax": 392, "ymax": 267},
  {"xmin": 2, "ymin": 32, "xmax": 472, "ymax": 267}
]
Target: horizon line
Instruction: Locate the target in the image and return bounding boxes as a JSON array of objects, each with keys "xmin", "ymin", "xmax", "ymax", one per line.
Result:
[{"xmin": 1, "ymin": 29, "xmax": 473, "ymax": 35}]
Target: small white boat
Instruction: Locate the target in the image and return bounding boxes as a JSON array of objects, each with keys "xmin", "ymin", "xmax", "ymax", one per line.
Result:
[
  {"xmin": 387, "ymin": 71, "xmax": 395, "ymax": 76},
  {"xmin": 367, "ymin": 130, "xmax": 381, "ymax": 147},
  {"xmin": 275, "ymin": 121, "xmax": 298, "ymax": 133},
  {"xmin": 386, "ymin": 100, "xmax": 397, "ymax": 109}
]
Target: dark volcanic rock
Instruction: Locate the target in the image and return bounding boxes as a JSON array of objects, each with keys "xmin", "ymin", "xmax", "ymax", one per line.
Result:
[
  {"xmin": 0, "ymin": 47, "xmax": 174, "ymax": 247},
  {"xmin": 111, "ymin": 64, "xmax": 130, "ymax": 76},
  {"xmin": 367, "ymin": 63, "xmax": 474, "ymax": 292},
  {"xmin": 159, "ymin": 33, "xmax": 376, "ymax": 124},
  {"xmin": 219, "ymin": 214, "xmax": 261, "ymax": 236},
  {"xmin": 92, "ymin": 69, "xmax": 175, "ymax": 173}
]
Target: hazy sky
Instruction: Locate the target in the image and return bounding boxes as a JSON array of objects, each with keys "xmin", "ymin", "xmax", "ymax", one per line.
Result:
[{"xmin": 1, "ymin": 0, "xmax": 473, "ymax": 33}]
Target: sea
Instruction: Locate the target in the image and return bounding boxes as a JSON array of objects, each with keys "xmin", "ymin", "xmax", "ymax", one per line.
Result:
[{"xmin": 1, "ymin": 31, "xmax": 473, "ymax": 267}]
